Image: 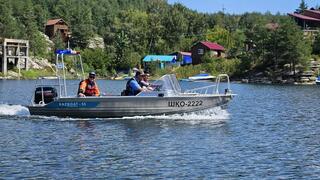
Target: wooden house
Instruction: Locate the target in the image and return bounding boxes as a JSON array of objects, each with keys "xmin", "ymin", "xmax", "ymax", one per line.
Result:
[
  {"xmin": 288, "ymin": 9, "xmax": 320, "ymax": 29},
  {"xmin": 191, "ymin": 41, "xmax": 225, "ymax": 65},
  {"xmin": 45, "ymin": 19, "xmax": 70, "ymax": 42}
]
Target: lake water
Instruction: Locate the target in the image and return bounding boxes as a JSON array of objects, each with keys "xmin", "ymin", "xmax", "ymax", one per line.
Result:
[{"xmin": 0, "ymin": 79, "xmax": 320, "ymax": 179}]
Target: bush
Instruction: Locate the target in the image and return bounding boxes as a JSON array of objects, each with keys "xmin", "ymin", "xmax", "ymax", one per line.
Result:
[
  {"xmin": 81, "ymin": 48, "xmax": 112, "ymax": 76},
  {"xmin": 174, "ymin": 65, "xmax": 203, "ymax": 79},
  {"xmin": 21, "ymin": 69, "xmax": 54, "ymax": 79},
  {"xmin": 153, "ymin": 67, "xmax": 174, "ymax": 78},
  {"xmin": 173, "ymin": 58, "xmax": 241, "ymax": 79},
  {"xmin": 204, "ymin": 58, "xmax": 241, "ymax": 76}
]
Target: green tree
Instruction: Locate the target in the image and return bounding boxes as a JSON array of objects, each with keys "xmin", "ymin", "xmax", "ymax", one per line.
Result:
[
  {"xmin": 273, "ymin": 18, "xmax": 310, "ymax": 73},
  {"xmin": 229, "ymin": 29, "xmax": 246, "ymax": 58},
  {"xmin": 33, "ymin": 4, "xmax": 49, "ymax": 31},
  {"xmin": 116, "ymin": 9, "xmax": 149, "ymax": 55},
  {"xmin": 19, "ymin": 0, "xmax": 47, "ymax": 56},
  {"xmin": 113, "ymin": 30, "xmax": 130, "ymax": 70},
  {"xmin": 162, "ymin": 3, "xmax": 188, "ymax": 50},
  {"xmin": 52, "ymin": 32, "xmax": 66, "ymax": 50},
  {"xmin": 81, "ymin": 48, "xmax": 111, "ymax": 76},
  {"xmin": 313, "ymin": 34, "xmax": 320, "ymax": 55},
  {"xmin": 146, "ymin": 13, "xmax": 165, "ymax": 54},
  {"xmin": 69, "ymin": 3, "xmax": 95, "ymax": 48},
  {"xmin": 0, "ymin": 1, "xmax": 21, "ymax": 38},
  {"xmin": 206, "ymin": 26, "xmax": 234, "ymax": 49},
  {"xmin": 297, "ymin": 0, "xmax": 308, "ymax": 13}
]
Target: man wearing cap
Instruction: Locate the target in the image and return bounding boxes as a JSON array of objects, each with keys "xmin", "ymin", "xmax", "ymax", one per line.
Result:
[
  {"xmin": 123, "ymin": 70, "xmax": 145, "ymax": 96},
  {"xmin": 78, "ymin": 72, "xmax": 100, "ymax": 97}
]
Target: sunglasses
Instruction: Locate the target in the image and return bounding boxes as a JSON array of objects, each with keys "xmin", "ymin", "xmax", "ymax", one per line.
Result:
[{"xmin": 89, "ymin": 75, "xmax": 95, "ymax": 79}]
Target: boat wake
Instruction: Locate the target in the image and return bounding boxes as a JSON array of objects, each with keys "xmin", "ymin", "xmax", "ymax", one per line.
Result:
[
  {"xmin": 0, "ymin": 104, "xmax": 30, "ymax": 117},
  {"xmin": 122, "ymin": 107, "xmax": 230, "ymax": 125},
  {"xmin": 0, "ymin": 103, "xmax": 229, "ymax": 125}
]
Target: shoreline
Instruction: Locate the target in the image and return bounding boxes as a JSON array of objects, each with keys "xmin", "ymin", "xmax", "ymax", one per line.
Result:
[{"xmin": 1, "ymin": 76, "xmax": 317, "ymax": 86}]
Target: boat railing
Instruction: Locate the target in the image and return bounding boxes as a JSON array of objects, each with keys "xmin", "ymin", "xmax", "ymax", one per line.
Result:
[
  {"xmin": 184, "ymin": 74, "xmax": 232, "ymax": 95},
  {"xmin": 215, "ymin": 74, "xmax": 231, "ymax": 94},
  {"xmin": 184, "ymin": 84, "xmax": 217, "ymax": 95}
]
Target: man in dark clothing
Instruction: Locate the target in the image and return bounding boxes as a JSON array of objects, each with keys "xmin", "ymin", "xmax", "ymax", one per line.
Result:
[{"xmin": 123, "ymin": 70, "xmax": 145, "ymax": 96}]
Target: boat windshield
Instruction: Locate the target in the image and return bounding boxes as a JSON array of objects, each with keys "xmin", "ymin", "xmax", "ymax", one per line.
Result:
[{"xmin": 151, "ymin": 74, "xmax": 181, "ymax": 94}]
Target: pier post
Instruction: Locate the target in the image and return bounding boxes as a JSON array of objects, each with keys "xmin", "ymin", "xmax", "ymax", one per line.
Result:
[{"xmin": 2, "ymin": 40, "xmax": 7, "ymax": 75}]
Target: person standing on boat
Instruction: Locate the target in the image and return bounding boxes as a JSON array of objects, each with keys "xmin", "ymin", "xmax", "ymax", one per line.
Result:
[
  {"xmin": 78, "ymin": 72, "xmax": 100, "ymax": 97},
  {"xmin": 123, "ymin": 70, "xmax": 145, "ymax": 96}
]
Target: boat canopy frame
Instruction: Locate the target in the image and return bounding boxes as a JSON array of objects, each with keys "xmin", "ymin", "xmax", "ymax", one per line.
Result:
[
  {"xmin": 55, "ymin": 50, "xmax": 84, "ymax": 97},
  {"xmin": 138, "ymin": 74, "xmax": 232, "ymax": 97},
  {"xmin": 184, "ymin": 74, "xmax": 231, "ymax": 95}
]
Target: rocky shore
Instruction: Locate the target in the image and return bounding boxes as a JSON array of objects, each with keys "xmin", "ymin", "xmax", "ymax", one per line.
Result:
[{"xmin": 0, "ymin": 56, "xmax": 54, "ymax": 79}]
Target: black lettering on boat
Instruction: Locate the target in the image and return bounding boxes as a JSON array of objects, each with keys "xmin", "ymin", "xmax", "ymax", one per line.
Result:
[
  {"xmin": 180, "ymin": 101, "xmax": 186, "ymax": 107},
  {"xmin": 168, "ymin": 100, "xmax": 203, "ymax": 107},
  {"xmin": 175, "ymin": 102, "xmax": 180, "ymax": 107},
  {"xmin": 196, "ymin": 100, "xmax": 203, "ymax": 106},
  {"xmin": 168, "ymin": 101, "xmax": 174, "ymax": 107},
  {"xmin": 187, "ymin": 101, "xmax": 192, "ymax": 107}
]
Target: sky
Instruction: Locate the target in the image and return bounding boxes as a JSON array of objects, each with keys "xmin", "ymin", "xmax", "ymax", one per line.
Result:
[{"xmin": 167, "ymin": 0, "xmax": 320, "ymax": 15}]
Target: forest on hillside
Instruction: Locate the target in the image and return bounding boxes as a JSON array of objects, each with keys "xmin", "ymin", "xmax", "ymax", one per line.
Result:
[{"xmin": 0, "ymin": 0, "xmax": 320, "ymax": 80}]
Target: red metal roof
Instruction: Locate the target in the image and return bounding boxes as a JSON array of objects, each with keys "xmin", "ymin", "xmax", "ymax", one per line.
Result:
[
  {"xmin": 288, "ymin": 13, "xmax": 320, "ymax": 22},
  {"xmin": 200, "ymin": 41, "xmax": 225, "ymax": 51},
  {"xmin": 306, "ymin": 9, "xmax": 320, "ymax": 15},
  {"xmin": 46, "ymin": 19, "xmax": 66, "ymax": 26}
]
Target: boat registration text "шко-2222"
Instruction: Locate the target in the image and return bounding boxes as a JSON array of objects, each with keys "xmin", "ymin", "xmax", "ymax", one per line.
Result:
[{"xmin": 168, "ymin": 100, "xmax": 203, "ymax": 107}]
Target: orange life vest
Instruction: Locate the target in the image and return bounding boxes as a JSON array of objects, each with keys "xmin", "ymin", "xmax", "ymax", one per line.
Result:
[{"xmin": 78, "ymin": 79, "xmax": 100, "ymax": 96}]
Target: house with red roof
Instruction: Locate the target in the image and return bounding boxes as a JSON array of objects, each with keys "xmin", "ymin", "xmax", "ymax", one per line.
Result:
[
  {"xmin": 45, "ymin": 18, "xmax": 70, "ymax": 42},
  {"xmin": 288, "ymin": 9, "xmax": 320, "ymax": 29},
  {"xmin": 191, "ymin": 41, "xmax": 225, "ymax": 65}
]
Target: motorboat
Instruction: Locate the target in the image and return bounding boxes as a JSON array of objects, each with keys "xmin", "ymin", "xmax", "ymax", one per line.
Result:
[
  {"xmin": 27, "ymin": 50, "xmax": 235, "ymax": 118},
  {"xmin": 28, "ymin": 74, "xmax": 234, "ymax": 118},
  {"xmin": 188, "ymin": 73, "xmax": 215, "ymax": 81}
]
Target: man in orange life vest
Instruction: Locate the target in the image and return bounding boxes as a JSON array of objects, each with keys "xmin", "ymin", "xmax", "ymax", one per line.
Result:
[{"xmin": 78, "ymin": 72, "xmax": 100, "ymax": 97}]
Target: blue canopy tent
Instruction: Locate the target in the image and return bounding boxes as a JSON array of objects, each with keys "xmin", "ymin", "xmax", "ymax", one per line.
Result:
[
  {"xmin": 143, "ymin": 55, "xmax": 177, "ymax": 69},
  {"xmin": 170, "ymin": 52, "xmax": 192, "ymax": 66},
  {"xmin": 182, "ymin": 55, "xmax": 192, "ymax": 65}
]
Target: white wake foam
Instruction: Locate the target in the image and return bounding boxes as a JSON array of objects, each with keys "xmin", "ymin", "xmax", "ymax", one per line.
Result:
[
  {"xmin": 6, "ymin": 105, "xmax": 229, "ymax": 124},
  {"xmin": 0, "ymin": 104, "xmax": 30, "ymax": 116},
  {"xmin": 122, "ymin": 107, "xmax": 230, "ymax": 124},
  {"xmin": 43, "ymin": 107, "xmax": 230, "ymax": 124}
]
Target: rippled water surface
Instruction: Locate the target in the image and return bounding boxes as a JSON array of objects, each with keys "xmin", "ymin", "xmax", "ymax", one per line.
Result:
[{"xmin": 1, "ymin": 80, "xmax": 320, "ymax": 179}]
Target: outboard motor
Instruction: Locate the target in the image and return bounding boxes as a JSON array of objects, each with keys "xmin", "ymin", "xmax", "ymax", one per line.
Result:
[{"xmin": 34, "ymin": 86, "xmax": 57, "ymax": 104}]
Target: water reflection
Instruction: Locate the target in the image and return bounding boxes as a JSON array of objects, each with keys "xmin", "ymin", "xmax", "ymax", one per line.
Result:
[{"xmin": 76, "ymin": 120, "xmax": 95, "ymax": 129}]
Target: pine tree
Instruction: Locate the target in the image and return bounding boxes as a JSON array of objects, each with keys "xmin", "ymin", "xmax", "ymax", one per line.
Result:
[
  {"xmin": 0, "ymin": 1, "xmax": 21, "ymax": 38},
  {"xmin": 297, "ymin": 0, "xmax": 308, "ymax": 13}
]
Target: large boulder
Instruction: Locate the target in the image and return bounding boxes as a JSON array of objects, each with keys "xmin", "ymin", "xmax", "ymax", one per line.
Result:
[
  {"xmin": 87, "ymin": 35, "xmax": 105, "ymax": 49},
  {"xmin": 28, "ymin": 56, "xmax": 54, "ymax": 71},
  {"xmin": 4, "ymin": 71, "xmax": 20, "ymax": 79}
]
